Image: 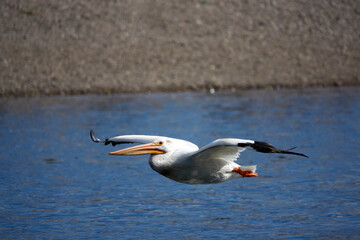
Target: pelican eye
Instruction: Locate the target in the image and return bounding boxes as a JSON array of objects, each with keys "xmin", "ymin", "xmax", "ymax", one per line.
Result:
[{"xmin": 157, "ymin": 141, "xmax": 164, "ymax": 146}]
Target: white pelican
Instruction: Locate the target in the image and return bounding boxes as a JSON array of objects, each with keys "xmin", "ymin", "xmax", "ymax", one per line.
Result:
[{"xmin": 90, "ymin": 130, "xmax": 308, "ymax": 184}]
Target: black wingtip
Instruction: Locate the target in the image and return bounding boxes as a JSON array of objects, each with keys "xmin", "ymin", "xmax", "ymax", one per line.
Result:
[
  {"xmin": 90, "ymin": 129, "xmax": 102, "ymax": 143},
  {"xmin": 252, "ymin": 141, "xmax": 309, "ymax": 158},
  {"xmin": 280, "ymin": 149, "xmax": 309, "ymax": 158}
]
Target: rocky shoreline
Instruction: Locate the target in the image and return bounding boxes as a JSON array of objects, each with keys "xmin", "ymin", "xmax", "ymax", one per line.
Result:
[{"xmin": 1, "ymin": 1, "xmax": 359, "ymax": 97}]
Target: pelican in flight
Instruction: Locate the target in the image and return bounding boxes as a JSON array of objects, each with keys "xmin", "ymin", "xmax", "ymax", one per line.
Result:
[{"xmin": 90, "ymin": 130, "xmax": 308, "ymax": 184}]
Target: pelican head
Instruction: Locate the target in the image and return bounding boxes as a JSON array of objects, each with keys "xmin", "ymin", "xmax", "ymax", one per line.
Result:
[{"xmin": 108, "ymin": 137, "xmax": 199, "ymax": 170}]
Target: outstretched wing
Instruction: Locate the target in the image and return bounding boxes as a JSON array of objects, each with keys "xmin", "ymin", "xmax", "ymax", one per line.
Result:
[
  {"xmin": 90, "ymin": 129, "xmax": 162, "ymax": 146},
  {"xmin": 190, "ymin": 139, "xmax": 254, "ymax": 163},
  {"xmin": 190, "ymin": 138, "xmax": 308, "ymax": 163}
]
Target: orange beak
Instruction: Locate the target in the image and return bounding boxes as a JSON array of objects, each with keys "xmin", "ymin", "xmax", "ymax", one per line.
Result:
[{"xmin": 109, "ymin": 142, "xmax": 166, "ymax": 156}]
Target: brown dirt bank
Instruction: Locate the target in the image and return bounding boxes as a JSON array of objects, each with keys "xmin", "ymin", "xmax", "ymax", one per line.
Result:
[{"xmin": 1, "ymin": 0, "xmax": 359, "ymax": 97}]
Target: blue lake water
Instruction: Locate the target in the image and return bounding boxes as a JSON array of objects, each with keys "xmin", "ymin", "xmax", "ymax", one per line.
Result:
[{"xmin": 0, "ymin": 87, "xmax": 359, "ymax": 239}]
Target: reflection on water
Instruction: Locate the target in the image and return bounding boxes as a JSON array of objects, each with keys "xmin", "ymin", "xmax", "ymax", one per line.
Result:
[{"xmin": 0, "ymin": 87, "xmax": 359, "ymax": 239}]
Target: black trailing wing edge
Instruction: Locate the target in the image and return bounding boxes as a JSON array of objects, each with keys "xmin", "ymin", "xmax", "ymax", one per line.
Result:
[
  {"xmin": 238, "ymin": 141, "xmax": 309, "ymax": 158},
  {"xmin": 90, "ymin": 129, "xmax": 103, "ymax": 143},
  {"xmin": 90, "ymin": 130, "xmax": 134, "ymax": 147}
]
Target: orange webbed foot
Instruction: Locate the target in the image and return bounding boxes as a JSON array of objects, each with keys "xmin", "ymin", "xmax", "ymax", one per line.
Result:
[{"xmin": 232, "ymin": 167, "xmax": 258, "ymax": 177}]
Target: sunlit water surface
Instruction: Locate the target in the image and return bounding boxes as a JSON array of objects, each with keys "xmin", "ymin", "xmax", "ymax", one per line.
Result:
[{"xmin": 0, "ymin": 87, "xmax": 359, "ymax": 239}]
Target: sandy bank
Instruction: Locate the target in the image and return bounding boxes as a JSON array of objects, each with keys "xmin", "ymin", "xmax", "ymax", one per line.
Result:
[{"xmin": 1, "ymin": 0, "xmax": 359, "ymax": 97}]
